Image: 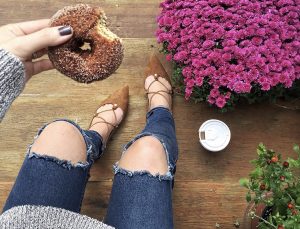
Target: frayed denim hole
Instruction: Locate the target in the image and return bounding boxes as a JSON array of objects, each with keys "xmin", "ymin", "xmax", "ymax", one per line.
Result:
[
  {"xmin": 26, "ymin": 119, "xmax": 92, "ymax": 169},
  {"xmin": 43, "ymin": 119, "xmax": 92, "ymax": 158},
  {"xmin": 26, "ymin": 121, "xmax": 54, "ymax": 155},
  {"xmin": 113, "ymin": 164, "xmax": 173, "ymax": 181},
  {"xmin": 27, "ymin": 152, "xmax": 90, "ymax": 170},
  {"xmin": 61, "ymin": 120, "xmax": 93, "ymax": 160},
  {"xmin": 117, "ymin": 132, "xmax": 175, "ymax": 176},
  {"xmin": 121, "ymin": 132, "xmax": 171, "ymax": 167}
]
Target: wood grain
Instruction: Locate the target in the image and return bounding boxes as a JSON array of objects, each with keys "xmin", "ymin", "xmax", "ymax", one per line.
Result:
[{"xmin": 0, "ymin": 0, "xmax": 299, "ymax": 228}]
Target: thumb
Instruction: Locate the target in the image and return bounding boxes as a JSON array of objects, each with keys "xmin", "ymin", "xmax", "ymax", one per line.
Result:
[{"xmin": 3, "ymin": 26, "xmax": 73, "ymax": 60}]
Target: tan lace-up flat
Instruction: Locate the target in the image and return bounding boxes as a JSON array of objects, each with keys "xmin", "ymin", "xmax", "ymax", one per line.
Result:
[
  {"xmin": 144, "ymin": 54, "xmax": 173, "ymax": 110},
  {"xmin": 89, "ymin": 86, "xmax": 129, "ymax": 139}
]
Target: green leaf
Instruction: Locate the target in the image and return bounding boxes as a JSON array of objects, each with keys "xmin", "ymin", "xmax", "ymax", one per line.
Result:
[
  {"xmin": 239, "ymin": 178, "xmax": 250, "ymax": 188},
  {"xmin": 296, "ymin": 197, "xmax": 300, "ymax": 205},
  {"xmin": 293, "ymin": 144, "xmax": 300, "ymax": 155},
  {"xmin": 258, "ymin": 143, "xmax": 266, "ymax": 150},
  {"xmin": 246, "ymin": 192, "xmax": 251, "ymax": 202},
  {"xmin": 287, "ymin": 158, "xmax": 300, "ymax": 168},
  {"xmin": 257, "ymin": 143, "xmax": 266, "ymax": 155},
  {"xmin": 250, "ymin": 168, "xmax": 263, "ymax": 179},
  {"xmin": 250, "ymin": 159, "xmax": 258, "ymax": 165}
]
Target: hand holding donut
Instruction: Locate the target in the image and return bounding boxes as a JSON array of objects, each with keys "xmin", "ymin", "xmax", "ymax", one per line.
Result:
[{"xmin": 0, "ymin": 19, "xmax": 73, "ymax": 81}]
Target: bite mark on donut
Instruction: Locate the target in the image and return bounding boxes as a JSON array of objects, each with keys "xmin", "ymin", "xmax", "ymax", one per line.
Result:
[{"xmin": 97, "ymin": 18, "xmax": 118, "ymax": 41}]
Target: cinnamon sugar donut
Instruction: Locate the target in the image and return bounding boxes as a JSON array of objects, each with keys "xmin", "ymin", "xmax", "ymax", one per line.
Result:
[{"xmin": 48, "ymin": 4, "xmax": 123, "ymax": 83}]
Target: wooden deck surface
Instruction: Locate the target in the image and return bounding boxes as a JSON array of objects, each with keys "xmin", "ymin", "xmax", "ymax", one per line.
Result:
[{"xmin": 0, "ymin": 1, "xmax": 299, "ymax": 228}]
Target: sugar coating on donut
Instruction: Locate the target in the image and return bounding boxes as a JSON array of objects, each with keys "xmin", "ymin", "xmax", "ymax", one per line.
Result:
[{"xmin": 48, "ymin": 4, "xmax": 124, "ymax": 83}]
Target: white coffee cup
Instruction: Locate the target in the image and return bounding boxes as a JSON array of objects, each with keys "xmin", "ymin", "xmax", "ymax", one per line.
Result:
[{"xmin": 199, "ymin": 119, "xmax": 231, "ymax": 152}]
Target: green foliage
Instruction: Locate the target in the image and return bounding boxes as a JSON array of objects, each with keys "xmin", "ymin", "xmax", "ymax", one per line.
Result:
[
  {"xmin": 240, "ymin": 144, "xmax": 300, "ymax": 228},
  {"xmin": 239, "ymin": 178, "xmax": 250, "ymax": 188},
  {"xmin": 293, "ymin": 145, "xmax": 300, "ymax": 155}
]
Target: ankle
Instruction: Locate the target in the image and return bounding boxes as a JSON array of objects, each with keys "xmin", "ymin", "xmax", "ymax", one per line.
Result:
[
  {"xmin": 89, "ymin": 105, "xmax": 124, "ymax": 145},
  {"xmin": 145, "ymin": 75, "xmax": 172, "ymax": 111},
  {"xmin": 149, "ymin": 99, "xmax": 171, "ymax": 111},
  {"xmin": 89, "ymin": 124, "xmax": 110, "ymax": 144}
]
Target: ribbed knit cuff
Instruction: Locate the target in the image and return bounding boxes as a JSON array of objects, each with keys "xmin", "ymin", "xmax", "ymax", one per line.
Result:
[{"xmin": 0, "ymin": 48, "xmax": 25, "ymax": 121}]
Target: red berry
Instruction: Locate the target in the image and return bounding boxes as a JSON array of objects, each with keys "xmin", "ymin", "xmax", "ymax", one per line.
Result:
[
  {"xmin": 288, "ymin": 203, "xmax": 294, "ymax": 209},
  {"xmin": 260, "ymin": 184, "xmax": 266, "ymax": 190},
  {"xmin": 280, "ymin": 176, "xmax": 285, "ymax": 181},
  {"xmin": 271, "ymin": 156, "xmax": 279, "ymax": 163},
  {"xmin": 283, "ymin": 161, "xmax": 289, "ymax": 168},
  {"xmin": 278, "ymin": 225, "xmax": 284, "ymax": 229},
  {"xmin": 292, "ymin": 210, "xmax": 298, "ymax": 215}
]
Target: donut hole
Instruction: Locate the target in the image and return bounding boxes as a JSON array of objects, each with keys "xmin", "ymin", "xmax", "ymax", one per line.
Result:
[
  {"xmin": 80, "ymin": 41, "xmax": 92, "ymax": 51},
  {"xmin": 71, "ymin": 38, "xmax": 93, "ymax": 53}
]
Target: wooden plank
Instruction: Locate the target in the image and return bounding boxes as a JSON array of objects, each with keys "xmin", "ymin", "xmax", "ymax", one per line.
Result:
[{"xmin": 0, "ymin": 0, "xmax": 162, "ymax": 38}]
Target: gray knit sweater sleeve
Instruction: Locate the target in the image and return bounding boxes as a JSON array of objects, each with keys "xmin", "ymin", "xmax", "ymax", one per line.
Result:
[
  {"xmin": 0, "ymin": 48, "xmax": 25, "ymax": 121},
  {"xmin": 0, "ymin": 205, "xmax": 114, "ymax": 229}
]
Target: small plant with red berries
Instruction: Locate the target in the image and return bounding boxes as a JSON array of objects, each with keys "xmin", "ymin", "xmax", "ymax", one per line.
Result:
[{"xmin": 240, "ymin": 144, "xmax": 300, "ymax": 229}]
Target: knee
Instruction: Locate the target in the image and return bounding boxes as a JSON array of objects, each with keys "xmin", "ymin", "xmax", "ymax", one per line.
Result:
[
  {"xmin": 30, "ymin": 121, "xmax": 87, "ymax": 164},
  {"xmin": 118, "ymin": 136, "xmax": 168, "ymax": 175}
]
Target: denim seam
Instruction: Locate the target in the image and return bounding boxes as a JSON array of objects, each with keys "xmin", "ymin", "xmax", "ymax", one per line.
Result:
[
  {"xmin": 114, "ymin": 132, "xmax": 175, "ymax": 180},
  {"xmin": 26, "ymin": 119, "xmax": 94, "ymax": 170}
]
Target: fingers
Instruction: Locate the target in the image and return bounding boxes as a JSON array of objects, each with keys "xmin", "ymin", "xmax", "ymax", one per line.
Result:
[
  {"xmin": 0, "ymin": 19, "xmax": 51, "ymax": 44},
  {"xmin": 8, "ymin": 19, "xmax": 50, "ymax": 36},
  {"xmin": 32, "ymin": 59, "xmax": 53, "ymax": 75},
  {"xmin": 32, "ymin": 48, "xmax": 48, "ymax": 59},
  {"xmin": 2, "ymin": 26, "xmax": 73, "ymax": 60},
  {"xmin": 23, "ymin": 26, "xmax": 73, "ymax": 51},
  {"xmin": 24, "ymin": 59, "xmax": 54, "ymax": 81}
]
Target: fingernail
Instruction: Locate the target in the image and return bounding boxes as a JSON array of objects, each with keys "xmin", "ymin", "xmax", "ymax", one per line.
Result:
[{"xmin": 58, "ymin": 26, "xmax": 72, "ymax": 36}]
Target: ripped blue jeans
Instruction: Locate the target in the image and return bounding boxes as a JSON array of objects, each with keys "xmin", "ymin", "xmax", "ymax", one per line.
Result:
[{"xmin": 3, "ymin": 107, "xmax": 178, "ymax": 229}]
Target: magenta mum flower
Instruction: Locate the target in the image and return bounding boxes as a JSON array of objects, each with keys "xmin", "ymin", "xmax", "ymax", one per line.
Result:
[
  {"xmin": 174, "ymin": 51, "xmax": 188, "ymax": 61},
  {"xmin": 156, "ymin": 0, "xmax": 300, "ymax": 109},
  {"xmin": 210, "ymin": 88, "xmax": 220, "ymax": 98},
  {"xmin": 216, "ymin": 96, "xmax": 227, "ymax": 108},
  {"xmin": 165, "ymin": 54, "xmax": 172, "ymax": 61}
]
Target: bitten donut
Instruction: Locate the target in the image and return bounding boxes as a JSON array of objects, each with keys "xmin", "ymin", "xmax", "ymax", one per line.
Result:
[{"xmin": 48, "ymin": 4, "xmax": 123, "ymax": 83}]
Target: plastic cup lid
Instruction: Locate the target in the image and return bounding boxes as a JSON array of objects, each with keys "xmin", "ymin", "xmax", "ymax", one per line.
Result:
[{"xmin": 199, "ymin": 119, "xmax": 231, "ymax": 152}]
